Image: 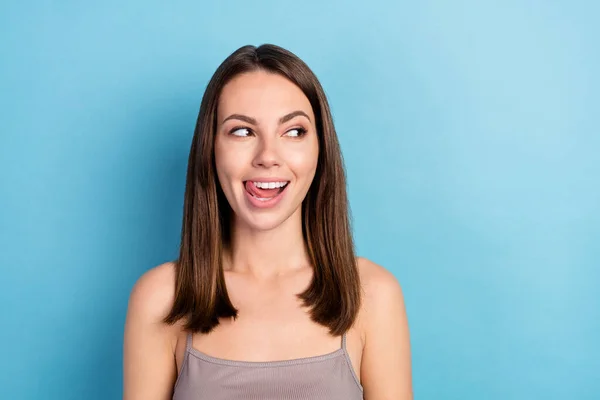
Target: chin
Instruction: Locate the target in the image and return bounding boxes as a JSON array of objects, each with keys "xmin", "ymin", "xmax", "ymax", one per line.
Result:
[{"xmin": 239, "ymin": 212, "xmax": 294, "ymax": 232}]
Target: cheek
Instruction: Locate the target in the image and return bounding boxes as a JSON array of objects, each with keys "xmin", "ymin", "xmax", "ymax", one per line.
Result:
[
  {"xmin": 214, "ymin": 142, "xmax": 239, "ymax": 189},
  {"xmin": 286, "ymin": 142, "xmax": 319, "ymax": 178}
]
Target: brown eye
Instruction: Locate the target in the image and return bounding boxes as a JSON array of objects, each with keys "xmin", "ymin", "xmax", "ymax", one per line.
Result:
[
  {"xmin": 230, "ymin": 127, "xmax": 252, "ymax": 137},
  {"xmin": 285, "ymin": 127, "xmax": 308, "ymax": 138}
]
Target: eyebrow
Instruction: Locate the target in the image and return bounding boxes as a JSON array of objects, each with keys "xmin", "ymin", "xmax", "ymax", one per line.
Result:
[{"xmin": 221, "ymin": 110, "xmax": 311, "ymax": 125}]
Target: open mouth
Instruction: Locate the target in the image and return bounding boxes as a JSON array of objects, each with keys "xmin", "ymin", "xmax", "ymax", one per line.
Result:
[{"xmin": 243, "ymin": 181, "xmax": 290, "ymax": 202}]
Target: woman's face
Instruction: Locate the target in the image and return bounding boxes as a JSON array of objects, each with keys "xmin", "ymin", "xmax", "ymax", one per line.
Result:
[{"xmin": 214, "ymin": 70, "xmax": 319, "ymax": 231}]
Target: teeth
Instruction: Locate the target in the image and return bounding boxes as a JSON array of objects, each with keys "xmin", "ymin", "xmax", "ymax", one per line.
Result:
[{"xmin": 252, "ymin": 181, "xmax": 288, "ymax": 189}]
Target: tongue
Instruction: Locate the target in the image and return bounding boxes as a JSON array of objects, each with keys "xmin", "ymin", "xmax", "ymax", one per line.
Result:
[{"xmin": 245, "ymin": 181, "xmax": 283, "ymax": 198}]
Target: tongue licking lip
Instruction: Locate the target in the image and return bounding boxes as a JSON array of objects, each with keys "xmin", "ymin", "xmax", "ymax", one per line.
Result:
[{"xmin": 244, "ymin": 181, "xmax": 287, "ymax": 199}]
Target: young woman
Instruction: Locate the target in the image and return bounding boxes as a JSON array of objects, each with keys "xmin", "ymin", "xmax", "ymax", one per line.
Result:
[{"xmin": 123, "ymin": 44, "xmax": 412, "ymax": 400}]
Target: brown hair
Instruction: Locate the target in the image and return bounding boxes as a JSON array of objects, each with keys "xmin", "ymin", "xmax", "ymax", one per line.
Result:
[{"xmin": 163, "ymin": 44, "xmax": 361, "ymax": 336}]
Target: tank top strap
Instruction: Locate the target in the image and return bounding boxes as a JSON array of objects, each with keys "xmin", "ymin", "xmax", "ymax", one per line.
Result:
[
  {"xmin": 186, "ymin": 331, "xmax": 193, "ymax": 351},
  {"xmin": 341, "ymin": 331, "xmax": 363, "ymax": 391}
]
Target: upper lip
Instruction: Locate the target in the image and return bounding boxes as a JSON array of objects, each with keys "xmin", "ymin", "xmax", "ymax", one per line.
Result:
[{"xmin": 244, "ymin": 177, "xmax": 291, "ymax": 182}]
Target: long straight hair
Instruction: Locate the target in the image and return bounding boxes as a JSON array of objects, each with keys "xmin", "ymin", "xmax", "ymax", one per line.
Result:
[{"xmin": 164, "ymin": 44, "xmax": 361, "ymax": 336}]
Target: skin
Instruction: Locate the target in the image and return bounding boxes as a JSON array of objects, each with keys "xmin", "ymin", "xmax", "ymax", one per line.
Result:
[{"xmin": 123, "ymin": 70, "xmax": 412, "ymax": 399}]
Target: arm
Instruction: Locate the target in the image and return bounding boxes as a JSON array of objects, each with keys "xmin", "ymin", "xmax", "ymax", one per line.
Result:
[
  {"xmin": 359, "ymin": 258, "xmax": 413, "ymax": 399},
  {"xmin": 123, "ymin": 262, "xmax": 180, "ymax": 400}
]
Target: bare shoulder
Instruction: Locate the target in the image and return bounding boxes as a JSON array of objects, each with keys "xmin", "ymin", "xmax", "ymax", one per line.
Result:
[
  {"xmin": 355, "ymin": 256, "xmax": 413, "ymax": 398},
  {"xmin": 356, "ymin": 256, "xmax": 405, "ymax": 309},
  {"xmin": 127, "ymin": 261, "xmax": 178, "ymax": 324},
  {"xmin": 123, "ymin": 261, "xmax": 182, "ymax": 400}
]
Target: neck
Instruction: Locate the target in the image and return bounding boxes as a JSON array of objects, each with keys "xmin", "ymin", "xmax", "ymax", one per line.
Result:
[{"xmin": 224, "ymin": 207, "xmax": 311, "ymax": 280}]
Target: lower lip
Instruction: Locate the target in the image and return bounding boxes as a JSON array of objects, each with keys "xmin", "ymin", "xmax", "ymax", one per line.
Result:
[{"xmin": 244, "ymin": 182, "xmax": 289, "ymax": 209}]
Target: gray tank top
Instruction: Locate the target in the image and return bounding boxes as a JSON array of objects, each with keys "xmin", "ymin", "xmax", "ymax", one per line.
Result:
[{"xmin": 172, "ymin": 332, "xmax": 364, "ymax": 400}]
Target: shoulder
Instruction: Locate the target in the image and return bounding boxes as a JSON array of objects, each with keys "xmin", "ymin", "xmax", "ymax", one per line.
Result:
[
  {"xmin": 355, "ymin": 257, "xmax": 413, "ymax": 397},
  {"xmin": 126, "ymin": 261, "xmax": 181, "ymax": 334},
  {"xmin": 356, "ymin": 256, "xmax": 405, "ymax": 309},
  {"xmin": 355, "ymin": 256, "xmax": 408, "ymax": 342},
  {"xmin": 123, "ymin": 261, "xmax": 183, "ymax": 398}
]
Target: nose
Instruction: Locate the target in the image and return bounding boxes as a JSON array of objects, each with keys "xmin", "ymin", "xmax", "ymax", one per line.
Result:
[{"xmin": 252, "ymin": 136, "xmax": 281, "ymax": 168}]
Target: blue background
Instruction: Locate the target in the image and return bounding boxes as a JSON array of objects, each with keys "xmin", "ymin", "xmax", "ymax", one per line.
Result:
[{"xmin": 1, "ymin": 1, "xmax": 598, "ymax": 399}]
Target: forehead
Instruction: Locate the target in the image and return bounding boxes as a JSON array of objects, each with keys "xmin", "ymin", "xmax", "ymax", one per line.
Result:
[{"xmin": 217, "ymin": 70, "xmax": 314, "ymax": 123}]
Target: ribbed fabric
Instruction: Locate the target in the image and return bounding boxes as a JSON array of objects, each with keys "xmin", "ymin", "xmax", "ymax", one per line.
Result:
[{"xmin": 172, "ymin": 332, "xmax": 364, "ymax": 400}]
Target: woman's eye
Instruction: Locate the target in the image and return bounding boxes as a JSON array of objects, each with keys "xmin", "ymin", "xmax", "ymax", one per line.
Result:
[
  {"xmin": 285, "ymin": 127, "xmax": 307, "ymax": 138},
  {"xmin": 230, "ymin": 127, "xmax": 251, "ymax": 137}
]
